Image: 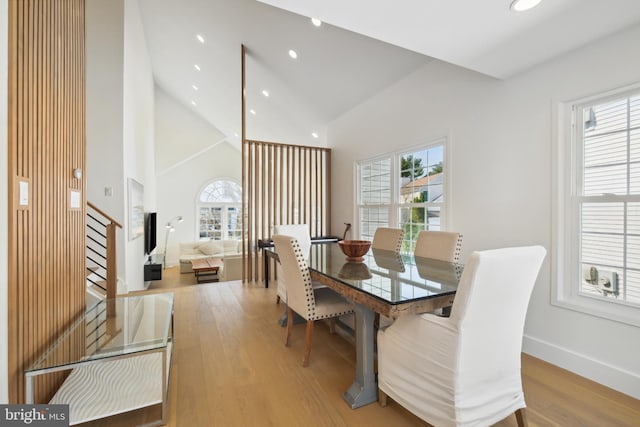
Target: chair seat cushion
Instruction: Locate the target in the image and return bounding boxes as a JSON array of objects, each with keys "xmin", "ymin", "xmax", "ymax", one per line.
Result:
[
  {"xmin": 311, "ymin": 281, "xmax": 326, "ymax": 290},
  {"xmin": 309, "ymin": 287, "xmax": 354, "ymax": 321}
]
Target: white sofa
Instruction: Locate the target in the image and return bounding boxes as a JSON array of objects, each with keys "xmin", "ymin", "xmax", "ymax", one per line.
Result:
[
  {"xmin": 219, "ymin": 254, "xmax": 243, "ymax": 281},
  {"xmin": 179, "ymin": 240, "xmax": 241, "ymax": 274}
]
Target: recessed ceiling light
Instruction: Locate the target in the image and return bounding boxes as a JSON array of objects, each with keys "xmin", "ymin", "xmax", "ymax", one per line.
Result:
[
  {"xmin": 234, "ymin": 132, "xmax": 239, "ymax": 137},
  {"xmin": 194, "ymin": 64, "xmax": 201, "ymax": 71},
  {"xmin": 250, "ymin": 109, "xmax": 256, "ymax": 115},
  {"xmin": 311, "ymin": 132, "xmax": 319, "ymax": 139},
  {"xmin": 311, "ymin": 18, "xmax": 322, "ymax": 27},
  {"xmin": 191, "ymin": 100, "xmax": 197, "ymax": 106},
  {"xmin": 262, "ymin": 90, "xmax": 270, "ymax": 97},
  {"xmin": 288, "ymin": 49, "xmax": 298, "ymax": 59},
  {"xmin": 196, "ymin": 34, "xmax": 205, "ymax": 43},
  {"xmin": 192, "ymin": 85, "xmax": 198, "ymax": 91},
  {"xmin": 510, "ymin": 0, "xmax": 542, "ymax": 12}
]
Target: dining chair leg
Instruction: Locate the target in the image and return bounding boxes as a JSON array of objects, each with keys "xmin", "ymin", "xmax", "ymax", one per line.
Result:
[
  {"xmin": 285, "ymin": 307, "xmax": 294, "ymax": 347},
  {"xmin": 378, "ymin": 388, "xmax": 388, "ymax": 407},
  {"xmin": 515, "ymin": 408, "xmax": 528, "ymax": 427},
  {"xmin": 302, "ymin": 320, "xmax": 314, "ymax": 367},
  {"xmin": 276, "ymin": 295, "xmax": 280, "ymax": 304}
]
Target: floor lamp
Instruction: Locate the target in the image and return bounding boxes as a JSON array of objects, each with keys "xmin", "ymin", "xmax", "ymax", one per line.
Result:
[{"xmin": 163, "ymin": 215, "xmax": 183, "ymax": 268}]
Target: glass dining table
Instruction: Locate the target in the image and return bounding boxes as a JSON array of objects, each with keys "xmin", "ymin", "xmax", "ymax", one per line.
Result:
[{"xmin": 266, "ymin": 242, "xmax": 464, "ymax": 409}]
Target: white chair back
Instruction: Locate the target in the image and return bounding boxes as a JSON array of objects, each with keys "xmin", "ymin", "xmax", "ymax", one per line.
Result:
[
  {"xmin": 372, "ymin": 227, "xmax": 404, "ymax": 253},
  {"xmin": 377, "ymin": 245, "xmax": 546, "ymax": 426},
  {"xmin": 274, "ymin": 224, "xmax": 311, "ymax": 258},
  {"xmin": 450, "ymin": 246, "xmax": 546, "ymax": 392},
  {"xmin": 414, "ymin": 230, "xmax": 462, "ymax": 262},
  {"xmin": 273, "ymin": 224, "xmax": 311, "ymax": 302},
  {"xmin": 272, "ymin": 235, "xmax": 315, "ymax": 317}
]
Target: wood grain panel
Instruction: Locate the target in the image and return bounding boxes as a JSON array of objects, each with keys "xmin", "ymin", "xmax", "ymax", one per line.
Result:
[
  {"xmin": 8, "ymin": 0, "xmax": 86, "ymax": 403},
  {"xmin": 242, "ymin": 140, "xmax": 331, "ymax": 283}
]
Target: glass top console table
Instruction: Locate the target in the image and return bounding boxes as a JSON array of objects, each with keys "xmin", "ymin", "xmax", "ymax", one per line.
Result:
[{"xmin": 25, "ymin": 292, "xmax": 174, "ymax": 426}]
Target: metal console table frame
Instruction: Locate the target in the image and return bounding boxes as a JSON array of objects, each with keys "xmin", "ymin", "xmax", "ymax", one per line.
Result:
[{"xmin": 25, "ymin": 293, "xmax": 174, "ymax": 426}]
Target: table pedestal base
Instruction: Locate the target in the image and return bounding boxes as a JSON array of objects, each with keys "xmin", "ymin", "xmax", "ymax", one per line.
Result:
[{"xmin": 342, "ymin": 303, "xmax": 377, "ymax": 409}]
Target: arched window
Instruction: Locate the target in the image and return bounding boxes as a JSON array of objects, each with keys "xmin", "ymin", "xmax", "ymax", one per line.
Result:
[{"xmin": 197, "ymin": 180, "xmax": 242, "ymax": 240}]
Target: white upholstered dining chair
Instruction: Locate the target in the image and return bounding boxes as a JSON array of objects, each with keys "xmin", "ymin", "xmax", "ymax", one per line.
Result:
[
  {"xmin": 414, "ymin": 230, "xmax": 463, "ymax": 262},
  {"xmin": 273, "ymin": 235, "xmax": 354, "ymax": 367},
  {"xmin": 377, "ymin": 246, "xmax": 546, "ymax": 427},
  {"xmin": 371, "ymin": 227, "xmax": 404, "ymax": 253},
  {"xmin": 273, "ymin": 224, "xmax": 311, "ymax": 304}
]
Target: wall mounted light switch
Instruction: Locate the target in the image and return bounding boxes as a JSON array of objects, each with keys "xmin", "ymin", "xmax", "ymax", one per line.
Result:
[{"xmin": 19, "ymin": 180, "xmax": 29, "ymax": 206}]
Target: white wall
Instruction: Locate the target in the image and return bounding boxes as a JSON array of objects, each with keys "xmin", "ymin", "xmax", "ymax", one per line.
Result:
[
  {"xmin": 123, "ymin": 0, "xmax": 156, "ymax": 291},
  {"xmin": 86, "ymin": 0, "xmax": 126, "ymax": 287},
  {"xmin": 0, "ymin": 0, "xmax": 9, "ymax": 404},
  {"xmin": 87, "ymin": 0, "xmax": 155, "ymax": 292},
  {"xmin": 155, "ymin": 90, "xmax": 241, "ymax": 265},
  {"xmin": 157, "ymin": 143, "xmax": 241, "ymax": 264},
  {"xmin": 328, "ymin": 24, "xmax": 640, "ymax": 398},
  {"xmin": 155, "ymin": 87, "xmax": 226, "ymax": 174}
]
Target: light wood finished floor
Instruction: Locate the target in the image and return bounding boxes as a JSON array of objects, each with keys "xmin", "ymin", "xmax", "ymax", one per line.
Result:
[
  {"xmin": 82, "ymin": 278, "xmax": 640, "ymax": 427},
  {"xmin": 147, "ymin": 265, "xmax": 207, "ymax": 290}
]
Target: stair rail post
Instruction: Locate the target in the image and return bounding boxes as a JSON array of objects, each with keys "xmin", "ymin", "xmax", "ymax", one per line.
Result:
[{"xmin": 106, "ymin": 222, "xmax": 117, "ymax": 318}]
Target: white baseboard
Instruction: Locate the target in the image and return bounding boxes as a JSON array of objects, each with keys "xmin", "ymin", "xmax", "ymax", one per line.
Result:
[{"xmin": 523, "ymin": 334, "xmax": 640, "ymax": 400}]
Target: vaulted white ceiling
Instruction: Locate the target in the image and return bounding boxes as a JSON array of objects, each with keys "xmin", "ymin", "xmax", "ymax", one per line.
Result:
[
  {"xmin": 138, "ymin": 0, "xmax": 428, "ymax": 149},
  {"xmin": 258, "ymin": 0, "xmax": 640, "ymax": 79},
  {"xmin": 138, "ymin": 0, "xmax": 640, "ymax": 151}
]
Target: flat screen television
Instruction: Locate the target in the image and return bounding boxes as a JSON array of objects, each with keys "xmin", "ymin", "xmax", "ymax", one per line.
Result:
[{"xmin": 144, "ymin": 212, "xmax": 157, "ymax": 256}]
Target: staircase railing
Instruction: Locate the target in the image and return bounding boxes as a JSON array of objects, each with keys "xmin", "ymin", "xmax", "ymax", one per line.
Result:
[{"xmin": 86, "ymin": 202, "xmax": 122, "ymax": 317}]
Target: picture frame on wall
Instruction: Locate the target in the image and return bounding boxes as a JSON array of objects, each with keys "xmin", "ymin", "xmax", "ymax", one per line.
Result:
[{"xmin": 128, "ymin": 178, "xmax": 144, "ymax": 241}]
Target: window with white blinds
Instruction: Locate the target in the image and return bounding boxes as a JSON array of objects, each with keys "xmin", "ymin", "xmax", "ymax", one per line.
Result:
[
  {"xmin": 358, "ymin": 157, "xmax": 392, "ymax": 241},
  {"xmin": 570, "ymin": 88, "xmax": 640, "ymax": 314},
  {"xmin": 552, "ymin": 84, "xmax": 640, "ymax": 326},
  {"xmin": 356, "ymin": 139, "xmax": 447, "ymax": 251}
]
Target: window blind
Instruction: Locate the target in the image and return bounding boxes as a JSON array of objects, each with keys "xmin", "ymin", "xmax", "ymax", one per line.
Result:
[{"xmin": 578, "ymin": 93, "xmax": 640, "ymax": 304}]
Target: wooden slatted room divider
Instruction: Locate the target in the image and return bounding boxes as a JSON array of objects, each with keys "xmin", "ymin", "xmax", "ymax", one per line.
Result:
[
  {"xmin": 242, "ymin": 140, "xmax": 331, "ymax": 282},
  {"xmin": 7, "ymin": 0, "xmax": 86, "ymax": 403}
]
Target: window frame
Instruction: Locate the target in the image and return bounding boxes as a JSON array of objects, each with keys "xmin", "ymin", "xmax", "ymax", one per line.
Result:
[
  {"xmin": 553, "ymin": 83, "xmax": 640, "ymax": 327},
  {"xmin": 355, "ymin": 137, "xmax": 450, "ymax": 251},
  {"xmin": 397, "ymin": 144, "xmax": 446, "ymax": 252},
  {"xmin": 196, "ymin": 179, "xmax": 243, "ymax": 241}
]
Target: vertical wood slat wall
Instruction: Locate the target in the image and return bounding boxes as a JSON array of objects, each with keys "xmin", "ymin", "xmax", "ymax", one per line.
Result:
[
  {"xmin": 8, "ymin": 0, "xmax": 86, "ymax": 403},
  {"xmin": 242, "ymin": 139, "xmax": 331, "ymax": 282}
]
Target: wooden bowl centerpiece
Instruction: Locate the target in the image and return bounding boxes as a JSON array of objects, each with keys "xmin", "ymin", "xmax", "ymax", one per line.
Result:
[{"xmin": 338, "ymin": 240, "xmax": 371, "ymax": 262}]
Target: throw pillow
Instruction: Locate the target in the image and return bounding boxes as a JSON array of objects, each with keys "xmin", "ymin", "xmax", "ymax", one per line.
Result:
[{"xmin": 199, "ymin": 240, "xmax": 222, "ymax": 255}]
